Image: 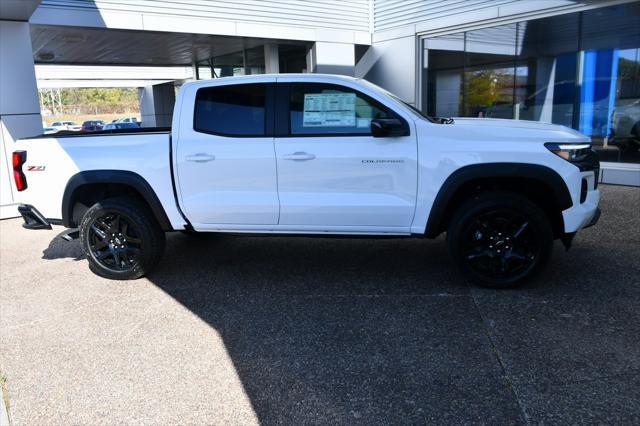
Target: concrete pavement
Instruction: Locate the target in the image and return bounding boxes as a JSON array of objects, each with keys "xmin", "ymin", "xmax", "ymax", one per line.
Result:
[{"xmin": 1, "ymin": 184, "xmax": 639, "ymax": 424}]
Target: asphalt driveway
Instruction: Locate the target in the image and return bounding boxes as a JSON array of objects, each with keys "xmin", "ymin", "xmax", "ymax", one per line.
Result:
[{"xmin": 1, "ymin": 184, "xmax": 639, "ymax": 424}]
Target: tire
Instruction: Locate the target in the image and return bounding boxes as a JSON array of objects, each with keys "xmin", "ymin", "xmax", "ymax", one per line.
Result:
[
  {"xmin": 79, "ymin": 196, "xmax": 166, "ymax": 280},
  {"xmin": 447, "ymin": 191, "xmax": 553, "ymax": 288}
]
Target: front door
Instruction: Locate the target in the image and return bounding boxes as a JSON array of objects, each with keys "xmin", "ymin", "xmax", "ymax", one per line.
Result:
[
  {"xmin": 273, "ymin": 81, "xmax": 418, "ymax": 232},
  {"xmin": 175, "ymin": 79, "xmax": 279, "ymax": 227}
]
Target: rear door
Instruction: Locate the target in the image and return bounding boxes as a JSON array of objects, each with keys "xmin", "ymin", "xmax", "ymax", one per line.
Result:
[
  {"xmin": 175, "ymin": 78, "xmax": 279, "ymax": 228},
  {"xmin": 273, "ymin": 79, "xmax": 418, "ymax": 232}
]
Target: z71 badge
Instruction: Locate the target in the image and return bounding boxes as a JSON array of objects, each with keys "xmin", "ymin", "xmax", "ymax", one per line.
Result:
[{"xmin": 27, "ymin": 166, "xmax": 46, "ymax": 171}]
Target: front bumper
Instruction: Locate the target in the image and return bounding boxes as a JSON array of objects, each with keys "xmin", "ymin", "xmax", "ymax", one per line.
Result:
[
  {"xmin": 584, "ymin": 206, "xmax": 601, "ymax": 228},
  {"xmin": 18, "ymin": 204, "xmax": 52, "ymax": 230},
  {"xmin": 562, "ymin": 169, "xmax": 600, "ymax": 233}
]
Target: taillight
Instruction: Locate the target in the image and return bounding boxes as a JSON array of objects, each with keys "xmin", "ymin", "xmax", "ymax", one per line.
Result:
[{"xmin": 12, "ymin": 151, "xmax": 27, "ymax": 191}]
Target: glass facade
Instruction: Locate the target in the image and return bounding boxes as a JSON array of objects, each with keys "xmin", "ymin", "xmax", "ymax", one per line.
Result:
[
  {"xmin": 421, "ymin": 3, "xmax": 640, "ymax": 164},
  {"xmin": 195, "ymin": 44, "xmax": 308, "ymax": 79}
]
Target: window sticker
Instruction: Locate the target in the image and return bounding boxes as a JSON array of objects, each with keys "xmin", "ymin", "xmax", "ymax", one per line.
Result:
[
  {"xmin": 356, "ymin": 118, "xmax": 371, "ymax": 128},
  {"xmin": 302, "ymin": 93, "xmax": 356, "ymax": 127}
]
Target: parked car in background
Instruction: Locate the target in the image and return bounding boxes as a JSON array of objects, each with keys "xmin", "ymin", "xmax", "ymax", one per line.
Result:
[
  {"xmin": 610, "ymin": 99, "xmax": 640, "ymax": 153},
  {"xmin": 42, "ymin": 127, "xmax": 58, "ymax": 135},
  {"xmin": 103, "ymin": 122, "xmax": 139, "ymax": 130},
  {"xmin": 50, "ymin": 121, "xmax": 81, "ymax": 131},
  {"xmin": 81, "ymin": 120, "xmax": 105, "ymax": 132},
  {"xmin": 114, "ymin": 117, "xmax": 139, "ymax": 124}
]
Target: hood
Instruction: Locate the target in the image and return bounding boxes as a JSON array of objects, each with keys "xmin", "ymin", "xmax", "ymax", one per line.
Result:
[
  {"xmin": 451, "ymin": 117, "xmax": 575, "ymax": 131},
  {"xmin": 447, "ymin": 117, "xmax": 590, "ymax": 143}
]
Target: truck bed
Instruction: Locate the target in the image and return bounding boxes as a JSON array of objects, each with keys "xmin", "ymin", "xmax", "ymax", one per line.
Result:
[
  {"xmin": 32, "ymin": 127, "xmax": 171, "ymax": 139},
  {"xmin": 14, "ymin": 129, "xmax": 186, "ymax": 229}
]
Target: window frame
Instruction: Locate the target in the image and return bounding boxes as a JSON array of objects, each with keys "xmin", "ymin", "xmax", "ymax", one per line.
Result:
[
  {"xmin": 193, "ymin": 82, "xmax": 274, "ymax": 138},
  {"xmin": 275, "ymin": 82, "xmax": 409, "ymax": 138}
]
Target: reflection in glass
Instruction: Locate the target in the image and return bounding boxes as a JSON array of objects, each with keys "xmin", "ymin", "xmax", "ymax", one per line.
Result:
[{"xmin": 420, "ymin": 3, "xmax": 640, "ymax": 163}]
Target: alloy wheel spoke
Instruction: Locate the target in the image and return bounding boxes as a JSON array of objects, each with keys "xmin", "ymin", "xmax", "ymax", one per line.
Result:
[
  {"xmin": 95, "ymin": 249, "xmax": 111, "ymax": 260},
  {"xmin": 113, "ymin": 251, "xmax": 122, "ymax": 269},
  {"xmin": 91, "ymin": 223, "xmax": 108, "ymax": 239},
  {"xmin": 467, "ymin": 251, "xmax": 490, "ymax": 261},
  {"xmin": 513, "ymin": 221, "xmax": 529, "ymax": 239},
  {"xmin": 92, "ymin": 239, "xmax": 109, "ymax": 250},
  {"xmin": 125, "ymin": 247, "xmax": 140, "ymax": 255}
]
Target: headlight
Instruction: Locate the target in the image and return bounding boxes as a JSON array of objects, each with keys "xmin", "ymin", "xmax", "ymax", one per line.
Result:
[{"xmin": 544, "ymin": 143, "xmax": 592, "ymax": 162}]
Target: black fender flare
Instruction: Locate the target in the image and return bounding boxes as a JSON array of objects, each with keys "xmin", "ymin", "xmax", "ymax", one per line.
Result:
[
  {"xmin": 62, "ymin": 170, "xmax": 172, "ymax": 230},
  {"xmin": 423, "ymin": 163, "xmax": 573, "ymax": 238}
]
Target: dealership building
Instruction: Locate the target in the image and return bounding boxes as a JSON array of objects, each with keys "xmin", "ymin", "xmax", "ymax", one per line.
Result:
[{"xmin": 1, "ymin": 0, "xmax": 639, "ymax": 216}]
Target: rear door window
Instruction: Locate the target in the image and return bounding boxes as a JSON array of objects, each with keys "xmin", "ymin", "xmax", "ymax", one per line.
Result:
[{"xmin": 194, "ymin": 83, "xmax": 267, "ymax": 136}]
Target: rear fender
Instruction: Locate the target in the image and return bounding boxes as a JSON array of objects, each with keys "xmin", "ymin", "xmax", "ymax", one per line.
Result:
[{"xmin": 61, "ymin": 170, "xmax": 172, "ymax": 230}]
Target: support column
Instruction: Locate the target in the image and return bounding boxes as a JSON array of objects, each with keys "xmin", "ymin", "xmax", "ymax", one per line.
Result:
[
  {"xmin": 306, "ymin": 42, "xmax": 355, "ymax": 76},
  {"xmin": 138, "ymin": 82, "xmax": 175, "ymax": 128},
  {"xmin": 264, "ymin": 44, "xmax": 279, "ymax": 74},
  {"xmin": 0, "ymin": 20, "xmax": 43, "ymax": 218}
]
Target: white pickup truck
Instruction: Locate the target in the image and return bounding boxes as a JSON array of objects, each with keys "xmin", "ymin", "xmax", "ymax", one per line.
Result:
[{"xmin": 13, "ymin": 74, "xmax": 600, "ymax": 287}]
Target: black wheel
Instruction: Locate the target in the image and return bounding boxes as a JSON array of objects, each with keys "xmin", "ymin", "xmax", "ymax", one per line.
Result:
[
  {"xmin": 79, "ymin": 196, "xmax": 165, "ymax": 280},
  {"xmin": 447, "ymin": 192, "xmax": 553, "ymax": 288}
]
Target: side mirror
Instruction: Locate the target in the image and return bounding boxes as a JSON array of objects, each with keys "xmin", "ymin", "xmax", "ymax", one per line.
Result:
[{"xmin": 370, "ymin": 118, "xmax": 407, "ymax": 137}]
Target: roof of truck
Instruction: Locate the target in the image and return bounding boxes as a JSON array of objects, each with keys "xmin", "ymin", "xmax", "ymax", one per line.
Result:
[{"xmin": 182, "ymin": 73, "xmax": 360, "ymax": 89}]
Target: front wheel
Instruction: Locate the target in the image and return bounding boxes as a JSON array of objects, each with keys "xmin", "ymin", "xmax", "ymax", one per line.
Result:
[
  {"xmin": 447, "ymin": 192, "xmax": 553, "ymax": 288},
  {"xmin": 79, "ymin": 196, "xmax": 165, "ymax": 280}
]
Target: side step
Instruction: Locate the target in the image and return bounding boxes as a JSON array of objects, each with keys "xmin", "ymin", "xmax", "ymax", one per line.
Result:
[{"xmin": 18, "ymin": 204, "xmax": 52, "ymax": 230}]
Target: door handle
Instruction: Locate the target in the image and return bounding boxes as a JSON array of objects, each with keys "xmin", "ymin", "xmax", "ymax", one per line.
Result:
[
  {"xmin": 283, "ymin": 152, "xmax": 316, "ymax": 161},
  {"xmin": 185, "ymin": 153, "xmax": 215, "ymax": 163}
]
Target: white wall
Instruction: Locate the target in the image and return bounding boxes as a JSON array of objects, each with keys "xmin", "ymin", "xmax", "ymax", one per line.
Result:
[
  {"xmin": 0, "ymin": 20, "xmax": 43, "ymax": 218},
  {"xmin": 307, "ymin": 42, "xmax": 356, "ymax": 76},
  {"xmin": 355, "ymin": 35, "xmax": 416, "ymax": 104},
  {"xmin": 373, "ymin": 0, "xmax": 635, "ymax": 39},
  {"xmin": 31, "ymin": 0, "xmax": 371, "ymax": 45}
]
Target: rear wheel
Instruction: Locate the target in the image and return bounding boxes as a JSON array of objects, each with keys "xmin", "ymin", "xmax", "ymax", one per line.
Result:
[
  {"xmin": 447, "ymin": 192, "xmax": 553, "ymax": 288},
  {"xmin": 79, "ymin": 196, "xmax": 165, "ymax": 280}
]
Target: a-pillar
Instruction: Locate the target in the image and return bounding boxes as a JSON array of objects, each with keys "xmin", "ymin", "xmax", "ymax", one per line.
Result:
[
  {"xmin": 0, "ymin": 20, "xmax": 43, "ymax": 218},
  {"xmin": 139, "ymin": 82, "xmax": 175, "ymax": 128},
  {"xmin": 306, "ymin": 42, "xmax": 355, "ymax": 76}
]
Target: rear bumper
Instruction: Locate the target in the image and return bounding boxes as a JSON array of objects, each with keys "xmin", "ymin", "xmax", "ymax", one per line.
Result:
[{"xmin": 18, "ymin": 204, "xmax": 52, "ymax": 230}]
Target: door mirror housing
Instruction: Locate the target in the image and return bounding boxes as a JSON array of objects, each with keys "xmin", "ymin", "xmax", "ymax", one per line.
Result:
[{"xmin": 370, "ymin": 118, "xmax": 408, "ymax": 137}]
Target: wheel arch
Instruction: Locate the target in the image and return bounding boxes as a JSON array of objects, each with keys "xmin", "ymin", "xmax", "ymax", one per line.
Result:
[
  {"xmin": 424, "ymin": 163, "xmax": 572, "ymax": 239},
  {"xmin": 62, "ymin": 170, "xmax": 172, "ymax": 231}
]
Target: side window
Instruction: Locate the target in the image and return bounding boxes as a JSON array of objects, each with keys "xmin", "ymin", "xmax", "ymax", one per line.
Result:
[
  {"xmin": 194, "ymin": 83, "xmax": 266, "ymax": 136},
  {"xmin": 289, "ymin": 83, "xmax": 397, "ymax": 135}
]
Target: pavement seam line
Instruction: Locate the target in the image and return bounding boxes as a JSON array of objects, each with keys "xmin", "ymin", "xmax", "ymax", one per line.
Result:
[
  {"xmin": 0, "ymin": 368, "xmax": 11, "ymax": 426},
  {"xmin": 468, "ymin": 288, "xmax": 531, "ymax": 425}
]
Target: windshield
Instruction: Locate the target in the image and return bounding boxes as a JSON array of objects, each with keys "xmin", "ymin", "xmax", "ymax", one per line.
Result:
[{"xmin": 357, "ymin": 78, "xmax": 449, "ymax": 124}]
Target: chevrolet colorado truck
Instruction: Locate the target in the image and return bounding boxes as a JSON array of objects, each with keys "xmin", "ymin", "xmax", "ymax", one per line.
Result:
[{"xmin": 13, "ymin": 74, "xmax": 600, "ymax": 287}]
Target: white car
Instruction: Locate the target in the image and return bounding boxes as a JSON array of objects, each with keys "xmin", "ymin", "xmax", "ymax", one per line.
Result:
[
  {"xmin": 113, "ymin": 116, "xmax": 139, "ymax": 124},
  {"xmin": 49, "ymin": 121, "xmax": 81, "ymax": 131},
  {"xmin": 13, "ymin": 74, "xmax": 600, "ymax": 287}
]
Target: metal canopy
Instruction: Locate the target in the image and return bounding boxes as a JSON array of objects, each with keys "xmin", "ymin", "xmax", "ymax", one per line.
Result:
[
  {"xmin": 0, "ymin": 0, "xmax": 41, "ymax": 20},
  {"xmin": 30, "ymin": 24, "xmax": 308, "ymax": 66}
]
